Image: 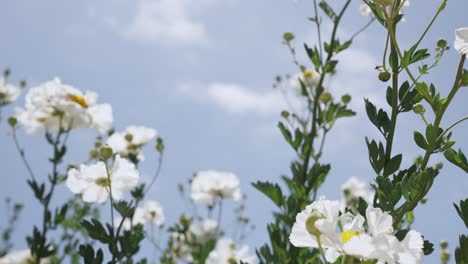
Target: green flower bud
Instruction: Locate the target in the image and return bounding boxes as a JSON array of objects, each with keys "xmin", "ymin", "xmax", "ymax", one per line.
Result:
[
  {"xmin": 283, "ymin": 32, "xmax": 295, "ymax": 42},
  {"xmin": 124, "ymin": 133, "xmax": 133, "ymax": 142},
  {"xmin": 8, "ymin": 116, "xmax": 17, "ymax": 127},
  {"xmin": 156, "ymin": 137, "xmax": 164, "ymax": 153},
  {"xmin": 412, "ymin": 104, "xmax": 425, "ymax": 114},
  {"xmin": 437, "ymin": 39, "xmax": 448, "ymax": 49},
  {"xmin": 320, "ymin": 92, "xmax": 332, "ymax": 104},
  {"xmin": 440, "ymin": 240, "xmax": 448, "ymax": 249},
  {"xmin": 379, "ymin": 71, "xmax": 391, "ymax": 82},
  {"xmin": 281, "ymin": 110, "xmax": 290, "ymax": 119},
  {"xmin": 90, "ymin": 149, "xmax": 99, "ymax": 159},
  {"xmin": 19, "ymin": 80, "xmax": 27, "ymax": 88},
  {"xmin": 305, "ymin": 211, "xmax": 325, "ymax": 237},
  {"xmin": 341, "ymin": 94, "xmax": 352, "ymax": 104},
  {"xmin": 100, "ymin": 146, "xmax": 113, "ymax": 160}
]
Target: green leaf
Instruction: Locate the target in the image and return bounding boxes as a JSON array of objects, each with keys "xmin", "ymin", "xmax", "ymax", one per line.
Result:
[
  {"xmin": 454, "ymin": 199, "xmax": 468, "ymax": 228},
  {"xmin": 423, "ymin": 240, "xmax": 434, "ymax": 255},
  {"xmin": 444, "ymin": 148, "xmax": 468, "ymax": 173},
  {"xmin": 413, "ymin": 131, "xmax": 428, "ymax": 150},
  {"xmin": 455, "ymin": 235, "xmax": 468, "ymax": 264},
  {"xmin": 252, "ymin": 182, "xmax": 284, "ymax": 208},
  {"xmin": 384, "ymin": 154, "xmax": 402, "ymax": 176}
]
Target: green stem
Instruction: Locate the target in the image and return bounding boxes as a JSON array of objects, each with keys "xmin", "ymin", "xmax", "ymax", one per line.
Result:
[
  {"xmin": 104, "ymin": 160, "xmax": 117, "ymax": 263},
  {"xmin": 385, "ymin": 38, "xmax": 400, "ymax": 165},
  {"xmin": 316, "ymin": 236, "xmax": 328, "ymax": 264}
]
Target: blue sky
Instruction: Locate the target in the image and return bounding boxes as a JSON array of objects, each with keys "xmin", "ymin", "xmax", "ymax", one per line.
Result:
[{"xmin": 1, "ymin": 0, "xmax": 468, "ymax": 263}]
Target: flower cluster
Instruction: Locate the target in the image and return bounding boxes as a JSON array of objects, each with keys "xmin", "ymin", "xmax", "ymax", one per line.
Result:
[
  {"xmin": 15, "ymin": 78, "xmax": 112, "ymax": 134},
  {"xmin": 290, "ymin": 199, "xmax": 424, "ymax": 263},
  {"xmin": 190, "ymin": 170, "xmax": 243, "ymax": 206},
  {"xmin": 107, "ymin": 126, "xmax": 157, "ymax": 161},
  {"xmin": 66, "ymin": 155, "xmax": 140, "ymax": 203}
]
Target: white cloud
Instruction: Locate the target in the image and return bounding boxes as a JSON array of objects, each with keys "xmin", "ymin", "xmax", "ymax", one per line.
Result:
[
  {"xmin": 178, "ymin": 82, "xmax": 287, "ymax": 115},
  {"xmin": 123, "ymin": 0, "xmax": 209, "ymax": 46}
]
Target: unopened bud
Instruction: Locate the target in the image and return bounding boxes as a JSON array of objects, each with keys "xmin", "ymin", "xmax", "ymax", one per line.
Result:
[
  {"xmin": 90, "ymin": 149, "xmax": 99, "ymax": 159},
  {"xmin": 379, "ymin": 71, "xmax": 391, "ymax": 82},
  {"xmin": 124, "ymin": 133, "xmax": 133, "ymax": 142},
  {"xmin": 437, "ymin": 39, "xmax": 448, "ymax": 49},
  {"xmin": 320, "ymin": 92, "xmax": 332, "ymax": 104},
  {"xmin": 341, "ymin": 94, "xmax": 351, "ymax": 104},
  {"xmin": 100, "ymin": 146, "xmax": 113, "ymax": 160},
  {"xmin": 412, "ymin": 104, "xmax": 425, "ymax": 114},
  {"xmin": 283, "ymin": 32, "xmax": 295, "ymax": 42},
  {"xmin": 421, "ymin": 197, "xmax": 428, "ymax": 204},
  {"xmin": 8, "ymin": 117, "xmax": 17, "ymax": 127},
  {"xmin": 440, "ymin": 241, "xmax": 448, "ymax": 249}
]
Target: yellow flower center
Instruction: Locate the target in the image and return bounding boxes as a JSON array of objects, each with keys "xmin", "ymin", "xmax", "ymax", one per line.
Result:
[
  {"xmin": 67, "ymin": 94, "xmax": 88, "ymax": 108},
  {"xmin": 95, "ymin": 177, "xmax": 111, "ymax": 187},
  {"xmin": 304, "ymin": 70, "xmax": 314, "ymax": 79},
  {"xmin": 340, "ymin": 230, "xmax": 361, "ymax": 243}
]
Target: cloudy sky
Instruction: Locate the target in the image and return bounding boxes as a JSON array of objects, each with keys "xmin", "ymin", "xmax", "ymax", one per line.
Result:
[{"xmin": 1, "ymin": 0, "xmax": 468, "ymax": 262}]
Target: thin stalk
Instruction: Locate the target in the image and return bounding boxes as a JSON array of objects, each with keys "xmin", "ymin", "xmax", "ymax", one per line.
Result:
[
  {"xmin": 104, "ymin": 160, "xmax": 117, "ymax": 263},
  {"xmin": 11, "ymin": 127, "xmax": 37, "ymax": 181}
]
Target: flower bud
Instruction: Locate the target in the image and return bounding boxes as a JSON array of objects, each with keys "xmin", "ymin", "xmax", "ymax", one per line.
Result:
[
  {"xmin": 441, "ymin": 252, "xmax": 450, "ymax": 263},
  {"xmin": 124, "ymin": 133, "xmax": 133, "ymax": 142},
  {"xmin": 100, "ymin": 146, "xmax": 113, "ymax": 160},
  {"xmin": 305, "ymin": 211, "xmax": 325, "ymax": 237},
  {"xmin": 320, "ymin": 92, "xmax": 332, "ymax": 104},
  {"xmin": 341, "ymin": 94, "xmax": 351, "ymax": 104},
  {"xmin": 283, "ymin": 32, "xmax": 295, "ymax": 42},
  {"xmin": 3, "ymin": 68, "xmax": 10, "ymax": 78},
  {"xmin": 412, "ymin": 104, "xmax": 425, "ymax": 114},
  {"xmin": 379, "ymin": 71, "xmax": 391, "ymax": 82},
  {"xmin": 8, "ymin": 116, "xmax": 17, "ymax": 127},
  {"xmin": 437, "ymin": 39, "xmax": 448, "ymax": 49},
  {"xmin": 90, "ymin": 149, "xmax": 99, "ymax": 159},
  {"xmin": 440, "ymin": 240, "xmax": 448, "ymax": 249}
]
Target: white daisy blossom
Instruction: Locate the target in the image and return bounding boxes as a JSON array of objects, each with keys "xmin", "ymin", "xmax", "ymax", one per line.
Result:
[
  {"xmin": 15, "ymin": 78, "xmax": 112, "ymax": 134},
  {"xmin": 206, "ymin": 239, "xmax": 257, "ymax": 264},
  {"xmin": 289, "ymin": 199, "xmax": 424, "ymax": 263},
  {"xmin": 0, "ymin": 249, "xmax": 49, "ymax": 264},
  {"xmin": 188, "ymin": 219, "xmax": 219, "ymax": 244},
  {"xmin": 114, "ymin": 200, "xmax": 165, "ymax": 231},
  {"xmin": 134, "ymin": 200, "xmax": 165, "ymax": 227},
  {"xmin": 359, "ymin": 3, "xmax": 372, "ymax": 17},
  {"xmin": 107, "ymin": 126, "xmax": 157, "ymax": 161},
  {"xmin": 455, "ymin": 28, "xmax": 468, "ymax": 56},
  {"xmin": 190, "ymin": 170, "xmax": 242, "ymax": 206},
  {"xmin": 341, "ymin": 177, "xmax": 375, "ymax": 211},
  {"xmin": 0, "ymin": 78, "xmax": 21, "ymax": 105},
  {"xmin": 290, "ymin": 69, "xmax": 321, "ymax": 93},
  {"xmin": 66, "ymin": 155, "xmax": 140, "ymax": 203}
]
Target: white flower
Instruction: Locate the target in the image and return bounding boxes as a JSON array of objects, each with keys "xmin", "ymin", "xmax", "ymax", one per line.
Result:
[
  {"xmin": 191, "ymin": 170, "xmax": 242, "ymax": 206},
  {"xmin": 0, "ymin": 249, "xmax": 48, "ymax": 264},
  {"xmin": 359, "ymin": 3, "xmax": 372, "ymax": 17},
  {"xmin": 134, "ymin": 200, "xmax": 165, "ymax": 227},
  {"xmin": 0, "ymin": 79, "xmax": 21, "ymax": 105},
  {"xmin": 15, "ymin": 78, "xmax": 112, "ymax": 134},
  {"xmin": 66, "ymin": 155, "xmax": 139, "ymax": 203},
  {"xmin": 114, "ymin": 200, "xmax": 165, "ymax": 231},
  {"xmin": 206, "ymin": 239, "xmax": 257, "ymax": 264},
  {"xmin": 290, "ymin": 199, "xmax": 424, "ymax": 263},
  {"xmin": 188, "ymin": 219, "xmax": 219, "ymax": 244},
  {"xmin": 341, "ymin": 177, "xmax": 375, "ymax": 211},
  {"xmin": 290, "ymin": 69, "xmax": 321, "ymax": 93},
  {"xmin": 107, "ymin": 126, "xmax": 157, "ymax": 161},
  {"xmin": 455, "ymin": 28, "xmax": 468, "ymax": 56}
]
